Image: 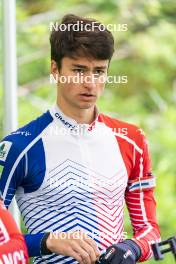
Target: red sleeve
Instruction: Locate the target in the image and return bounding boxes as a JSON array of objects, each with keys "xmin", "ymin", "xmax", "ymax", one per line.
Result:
[
  {"xmin": 125, "ymin": 128, "xmax": 161, "ymax": 262},
  {"xmin": 0, "ymin": 199, "xmax": 28, "ymax": 263},
  {"xmin": 97, "ymin": 114, "xmax": 161, "ymax": 261}
]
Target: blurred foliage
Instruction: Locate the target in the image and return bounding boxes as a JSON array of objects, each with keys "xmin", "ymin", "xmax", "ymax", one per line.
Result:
[{"xmin": 0, "ymin": 0, "xmax": 176, "ymax": 263}]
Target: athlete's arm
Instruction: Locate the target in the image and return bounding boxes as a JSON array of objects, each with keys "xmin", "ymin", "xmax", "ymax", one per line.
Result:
[
  {"xmin": 0, "ymin": 138, "xmax": 49, "ymax": 257},
  {"xmin": 125, "ymin": 129, "xmax": 161, "ymax": 262},
  {"xmin": 0, "ymin": 197, "xmax": 28, "ymax": 263}
]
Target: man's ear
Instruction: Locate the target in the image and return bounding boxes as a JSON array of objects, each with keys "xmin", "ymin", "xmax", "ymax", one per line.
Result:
[{"xmin": 51, "ymin": 60, "xmax": 59, "ymax": 81}]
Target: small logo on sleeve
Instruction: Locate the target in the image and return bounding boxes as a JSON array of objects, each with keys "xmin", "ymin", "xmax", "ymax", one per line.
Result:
[
  {"xmin": 0, "ymin": 141, "xmax": 12, "ymax": 162},
  {"xmin": 0, "ymin": 165, "xmax": 4, "ymax": 180}
]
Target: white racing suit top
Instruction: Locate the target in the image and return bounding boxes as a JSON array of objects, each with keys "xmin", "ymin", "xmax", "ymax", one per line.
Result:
[{"xmin": 0, "ymin": 105, "xmax": 160, "ymax": 263}]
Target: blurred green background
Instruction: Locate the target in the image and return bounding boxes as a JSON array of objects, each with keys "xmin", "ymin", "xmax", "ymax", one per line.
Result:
[{"xmin": 0, "ymin": 0, "xmax": 176, "ymax": 263}]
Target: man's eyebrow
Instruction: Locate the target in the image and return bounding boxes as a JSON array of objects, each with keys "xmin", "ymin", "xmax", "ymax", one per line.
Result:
[
  {"xmin": 71, "ymin": 64, "xmax": 107, "ymax": 69},
  {"xmin": 94, "ymin": 66, "xmax": 107, "ymax": 70},
  {"xmin": 72, "ymin": 64, "xmax": 88, "ymax": 69}
]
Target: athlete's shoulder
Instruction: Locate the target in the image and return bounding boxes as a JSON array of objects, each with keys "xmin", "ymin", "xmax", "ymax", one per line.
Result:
[
  {"xmin": 99, "ymin": 113, "xmax": 144, "ymax": 138},
  {"xmin": 3, "ymin": 110, "xmax": 52, "ymax": 142},
  {"xmin": 0, "ymin": 111, "xmax": 53, "ymax": 163}
]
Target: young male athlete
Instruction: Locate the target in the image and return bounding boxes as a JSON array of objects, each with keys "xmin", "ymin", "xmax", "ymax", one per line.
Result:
[
  {"xmin": 0, "ymin": 14, "xmax": 160, "ymax": 264},
  {"xmin": 0, "ymin": 196, "xmax": 28, "ymax": 263}
]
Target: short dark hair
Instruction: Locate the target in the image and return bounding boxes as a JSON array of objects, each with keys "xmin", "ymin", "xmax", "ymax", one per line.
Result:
[{"xmin": 50, "ymin": 14, "xmax": 114, "ymax": 69}]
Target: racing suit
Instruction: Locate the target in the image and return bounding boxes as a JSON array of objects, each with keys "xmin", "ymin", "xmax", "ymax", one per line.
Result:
[{"xmin": 0, "ymin": 105, "xmax": 160, "ymax": 263}]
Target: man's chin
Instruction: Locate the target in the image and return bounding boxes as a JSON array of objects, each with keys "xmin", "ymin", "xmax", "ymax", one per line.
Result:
[{"xmin": 78, "ymin": 102, "xmax": 96, "ymax": 110}]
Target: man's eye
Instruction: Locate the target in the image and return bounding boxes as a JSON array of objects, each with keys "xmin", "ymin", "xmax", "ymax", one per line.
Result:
[
  {"xmin": 94, "ymin": 70, "xmax": 105, "ymax": 75},
  {"xmin": 73, "ymin": 69, "xmax": 84, "ymax": 73}
]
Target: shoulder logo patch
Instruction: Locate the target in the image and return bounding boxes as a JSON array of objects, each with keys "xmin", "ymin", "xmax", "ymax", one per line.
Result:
[
  {"xmin": 0, "ymin": 141, "xmax": 12, "ymax": 162},
  {"xmin": 0, "ymin": 165, "xmax": 4, "ymax": 180}
]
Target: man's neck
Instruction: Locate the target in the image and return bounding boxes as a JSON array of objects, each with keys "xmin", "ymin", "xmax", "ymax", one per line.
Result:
[{"xmin": 56, "ymin": 101, "xmax": 96, "ymax": 124}]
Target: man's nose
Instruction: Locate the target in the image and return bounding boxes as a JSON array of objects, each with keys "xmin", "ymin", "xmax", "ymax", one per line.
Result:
[{"xmin": 83, "ymin": 74, "xmax": 97, "ymax": 90}]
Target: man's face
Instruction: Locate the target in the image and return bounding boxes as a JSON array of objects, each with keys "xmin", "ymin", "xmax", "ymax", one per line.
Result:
[{"xmin": 51, "ymin": 56, "xmax": 109, "ymax": 110}]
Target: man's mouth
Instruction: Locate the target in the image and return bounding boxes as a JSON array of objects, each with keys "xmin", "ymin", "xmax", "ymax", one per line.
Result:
[{"xmin": 79, "ymin": 93, "xmax": 95, "ymax": 97}]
